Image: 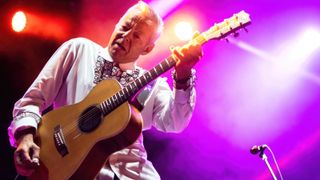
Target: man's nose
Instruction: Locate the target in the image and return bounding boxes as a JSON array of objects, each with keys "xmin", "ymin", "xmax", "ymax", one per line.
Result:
[{"xmin": 123, "ymin": 30, "xmax": 132, "ymax": 42}]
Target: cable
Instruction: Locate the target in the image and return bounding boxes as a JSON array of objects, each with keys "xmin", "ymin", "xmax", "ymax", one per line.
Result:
[{"xmin": 266, "ymin": 145, "xmax": 284, "ymax": 180}]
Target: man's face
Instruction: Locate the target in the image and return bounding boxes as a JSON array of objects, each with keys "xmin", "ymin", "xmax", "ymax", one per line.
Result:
[{"xmin": 108, "ymin": 14, "xmax": 157, "ymax": 63}]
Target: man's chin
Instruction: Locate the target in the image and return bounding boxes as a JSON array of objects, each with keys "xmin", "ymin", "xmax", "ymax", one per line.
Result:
[{"xmin": 110, "ymin": 51, "xmax": 125, "ymax": 61}]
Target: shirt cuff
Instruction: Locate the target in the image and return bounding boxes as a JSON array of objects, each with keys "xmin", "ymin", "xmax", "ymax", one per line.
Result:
[
  {"xmin": 172, "ymin": 69, "xmax": 196, "ymax": 90},
  {"xmin": 172, "ymin": 69, "xmax": 196, "ymax": 104},
  {"xmin": 8, "ymin": 113, "xmax": 40, "ymax": 147}
]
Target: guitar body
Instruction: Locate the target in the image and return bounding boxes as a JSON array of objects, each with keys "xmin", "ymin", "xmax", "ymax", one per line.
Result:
[{"xmin": 28, "ymin": 79, "xmax": 143, "ymax": 180}]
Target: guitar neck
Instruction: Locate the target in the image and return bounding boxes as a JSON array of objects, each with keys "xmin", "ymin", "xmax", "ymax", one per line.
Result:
[
  {"xmin": 99, "ymin": 31, "xmax": 219, "ymax": 115},
  {"xmin": 113, "ymin": 32, "xmax": 209, "ymax": 102},
  {"xmin": 103, "ymin": 55, "xmax": 177, "ymax": 113},
  {"xmin": 128, "ymin": 56, "xmax": 177, "ymax": 94},
  {"xmin": 99, "ymin": 10, "xmax": 251, "ymax": 115}
]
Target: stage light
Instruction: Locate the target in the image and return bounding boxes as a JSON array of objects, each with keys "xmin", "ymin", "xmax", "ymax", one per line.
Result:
[
  {"xmin": 174, "ymin": 21, "xmax": 193, "ymax": 41},
  {"xmin": 10, "ymin": 10, "xmax": 71, "ymax": 40},
  {"xmin": 274, "ymin": 28, "xmax": 320, "ymax": 75},
  {"xmin": 12, "ymin": 11, "xmax": 27, "ymax": 32},
  {"xmin": 229, "ymin": 27, "xmax": 320, "ymax": 76},
  {"xmin": 291, "ymin": 28, "xmax": 320, "ymax": 60}
]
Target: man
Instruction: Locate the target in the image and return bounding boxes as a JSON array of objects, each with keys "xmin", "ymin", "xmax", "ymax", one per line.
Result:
[{"xmin": 8, "ymin": 1, "xmax": 202, "ymax": 179}]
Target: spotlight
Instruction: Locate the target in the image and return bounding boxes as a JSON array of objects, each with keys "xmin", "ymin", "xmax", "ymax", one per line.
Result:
[
  {"xmin": 174, "ymin": 21, "xmax": 193, "ymax": 41},
  {"xmin": 12, "ymin": 11, "xmax": 27, "ymax": 32},
  {"xmin": 275, "ymin": 28, "xmax": 320, "ymax": 74},
  {"xmin": 293, "ymin": 28, "xmax": 320, "ymax": 59}
]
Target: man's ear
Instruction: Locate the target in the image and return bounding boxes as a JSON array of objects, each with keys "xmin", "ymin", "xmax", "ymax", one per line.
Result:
[{"xmin": 141, "ymin": 43, "xmax": 155, "ymax": 55}]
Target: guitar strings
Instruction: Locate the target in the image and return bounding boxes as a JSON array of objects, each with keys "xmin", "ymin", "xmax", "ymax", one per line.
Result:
[
  {"xmin": 61, "ymin": 103, "xmax": 106, "ymax": 137},
  {"xmin": 61, "ymin": 79, "xmax": 139, "ymax": 136},
  {"xmin": 62, "ymin": 99, "xmax": 127, "ymax": 138}
]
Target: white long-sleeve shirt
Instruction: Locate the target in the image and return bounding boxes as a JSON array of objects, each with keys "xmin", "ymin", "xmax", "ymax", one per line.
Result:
[{"xmin": 8, "ymin": 37, "xmax": 196, "ymax": 180}]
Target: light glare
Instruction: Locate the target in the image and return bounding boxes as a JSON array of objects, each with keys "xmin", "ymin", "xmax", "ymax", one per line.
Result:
[
  {"xmin": 12, "ymin": 11, "xmax": 27, "ymax": 32},
  {"xmin": 175, "ymin": 21, "xmax": 193, "ymax": 41},
  {"xmin": 276, "ymin": 28, "xmax": 320, "ymax": 74}
]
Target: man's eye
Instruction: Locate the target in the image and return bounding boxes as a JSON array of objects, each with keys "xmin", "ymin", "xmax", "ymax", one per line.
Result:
[
  {"xmin": 133, "ymin": 33, "xmax": 140, "ymax": 39},
  {"xmin": 121, "ymin": 26, "xmax": 129, "ymax": 31},
  {"xmin": 121, "ymin": 22, "xmax": 132, "ymax": 31}
]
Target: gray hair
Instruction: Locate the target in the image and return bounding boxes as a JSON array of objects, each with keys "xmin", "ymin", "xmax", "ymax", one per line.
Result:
[{"xmin": 120, "ymin": 1, "xmax": 164, "ymax": 43}]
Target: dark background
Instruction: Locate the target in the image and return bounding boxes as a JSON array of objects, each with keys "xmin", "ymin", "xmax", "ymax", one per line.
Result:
[{"xmin": 2, "ymin": 0, "xmax": 320, "ymax": 179}]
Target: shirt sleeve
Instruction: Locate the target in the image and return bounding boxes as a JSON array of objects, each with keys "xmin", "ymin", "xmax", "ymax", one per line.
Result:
[
  {"xmin": 8, "ymin": 38, "xmax": 80, "ymax": 147},
  {"xmin": 151, "ymin": 70, "xmax": 196, "ymax": 133}
]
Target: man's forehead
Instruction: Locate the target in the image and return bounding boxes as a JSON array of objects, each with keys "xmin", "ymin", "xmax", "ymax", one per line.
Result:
[
  {"xmin": 120, "ymin": 14, "xmax": 155, "ymax": 28},
  {"xmin": 122, "ymin": 12, "xmax": 147, "ymax": 23}
]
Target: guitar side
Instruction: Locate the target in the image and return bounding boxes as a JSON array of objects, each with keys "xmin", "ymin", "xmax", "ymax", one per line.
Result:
[{"xmin": 28, "ymin": 79, "xmax": 143, "ymax": 180}]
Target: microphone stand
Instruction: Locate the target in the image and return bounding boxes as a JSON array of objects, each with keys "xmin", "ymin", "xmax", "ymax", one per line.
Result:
[{"xmin": 259, "ymin": 149, "xmax": 277, "ymax": 180}]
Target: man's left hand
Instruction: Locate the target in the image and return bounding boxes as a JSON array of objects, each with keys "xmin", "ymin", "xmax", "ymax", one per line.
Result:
[{"xmin": 171, "ymin": 31, "xmax": 203, "ymax": 80}]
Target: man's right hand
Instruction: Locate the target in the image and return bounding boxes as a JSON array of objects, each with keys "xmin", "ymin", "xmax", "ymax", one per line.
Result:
[{"xmin": 14, "ymin": 133, "xmax": 40, "ymax": 176}]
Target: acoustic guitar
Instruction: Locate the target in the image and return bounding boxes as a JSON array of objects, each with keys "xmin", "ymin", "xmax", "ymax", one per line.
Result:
[{"xmin": 28, "ymin": 11, "xmax": 251, "ymax": 180}]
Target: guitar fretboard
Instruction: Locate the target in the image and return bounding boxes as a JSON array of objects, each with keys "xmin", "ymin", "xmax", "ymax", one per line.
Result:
[
  {"xmin": 97, "ymin": 10, "xmax": 251, "ymax": 115},
  {"xmin": 99, "ymin": 56, "xmax": 177, "ymax": 115}
]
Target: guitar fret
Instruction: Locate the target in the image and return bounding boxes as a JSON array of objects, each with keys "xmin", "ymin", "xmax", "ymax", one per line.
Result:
[
  {"xmin": 102, "ymin": 101, "xmax": 108, "ymax": 114},
  {"xmin": 159, "ymin": 63, "xmax": 164, "ymax": 72},
  {"xmin": 135, "ymin": 79, "xmax": 141, "ymax": 89},
  {"xmin": 127, "ymin": 85, "xmax": 133, "ymax": 95},
  {"xmin": 168, "ymin": 57, "xmax": 176, "ymax": 66},
  {"xmin": 137, "ymin": 78, "xmax": 143, "ymax": 87},
  {"xmin": 142, "ymin": 75, "xmax": 146, "ymax": 83},
  {"xmin": 116, "ymin": 93, "xmax": 121, "ymax": 104},
  {"xmin": 128, "ymin": 84, "xmax": 133, "ymax": 94},
  {"xmin": 99, "ymin": 103, "xmax": 106, "ymax": 115},
  {"xmin": 165, "ymin": 58, "xmax": 170, "ymax": 67},
  {"xmin": 105, "ymin": 101, "xmax": 110, "ymax": 112},
  {"xmin": 119, "ymin": 91, "xmax": 125, "ymax": 102},
  {"xmin": 140, "ymin": 76, "xmax": 146, "ymax": 85},
  {"xmin": 112, "ymin": 95, "xmax": 118, "ymax": 107},
  {"xmin": 150, "ymin": 68, "xmax": 157, "ymax": 78},
  {"xmin": 107, "ymin": 99, "xmax": 113, "ymax": 109},
  {"xmin": 154, "ymin": 68, "xmax": 159, "ymax": 76},
  {"xmin": 145, "ymin": 72, "xmax": 151, "ymax": 81},
  {"xmin": 160, "ymin": 61, "xmax": 168, "ymax": 70},
  {"xmin": 111, "ymin": 97, "xmax": 116, "ymax": 109},
  {"xmin": 155, "ymin": 65, "xmax": 162, "ymax": 75},
  {"xmin": 131, "ymin": 83, "xmax": 136, "ymax": 91},
  {"xmin": 123, "ymin": 88, "xmax": 129, "ymax": 98}
]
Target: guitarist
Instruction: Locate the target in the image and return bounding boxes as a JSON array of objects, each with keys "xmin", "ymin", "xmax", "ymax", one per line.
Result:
[{"xmin": 8, "ymin": 1, "xmax": 203, "ymax": 179}]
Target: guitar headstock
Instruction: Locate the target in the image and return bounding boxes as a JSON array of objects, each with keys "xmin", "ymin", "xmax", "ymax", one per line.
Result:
[{"xmin": 200, "ymin": 10, "xmax": 251, "ymax": 42}]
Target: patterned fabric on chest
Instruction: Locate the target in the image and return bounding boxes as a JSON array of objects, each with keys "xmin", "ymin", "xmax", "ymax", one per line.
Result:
[{"xmin": 94, "ymin": 56, "xmax": 141, "ymax": 87}]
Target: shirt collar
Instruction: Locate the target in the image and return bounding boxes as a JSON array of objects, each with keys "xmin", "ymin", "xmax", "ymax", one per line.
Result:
[
  {"xmin": 99, "ymin": 47, "xmax": 139, "ymax": 75},
  {"xmin": 98, "ymin": 48, "xmax": 113, "ymax": 63}
]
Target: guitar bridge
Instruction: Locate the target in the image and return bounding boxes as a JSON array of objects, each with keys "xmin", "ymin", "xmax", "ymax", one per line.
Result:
[{"xmin": 54, "ymin": 125, "xmax": 69, "ymax": 157}]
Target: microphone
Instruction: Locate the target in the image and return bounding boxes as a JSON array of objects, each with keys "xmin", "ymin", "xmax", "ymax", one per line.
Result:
[{"xmin": 250, "ymin": 144, "xmax": 267, "ymax": 155}]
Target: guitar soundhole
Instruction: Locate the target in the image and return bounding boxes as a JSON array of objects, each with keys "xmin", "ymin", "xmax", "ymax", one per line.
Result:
[{"xmin": 78, "ymin": 105, "xmax": 103, "ymax": 132}]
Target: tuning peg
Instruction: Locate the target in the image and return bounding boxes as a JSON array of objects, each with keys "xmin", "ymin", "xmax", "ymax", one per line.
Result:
[
  {"xmin": 233, "ymin": 32, "xmax": 240, "ymax": 37},
  {"xmin": 243, "ymin": 27, "xmax": 249, "ymax": 33},
  {"xmin": 225, "ymin": 38, "xmax": 229, "ymax": 43}
]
